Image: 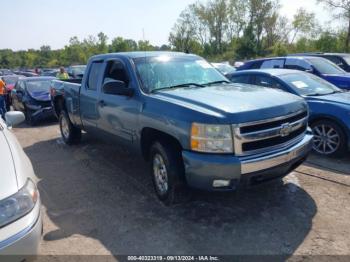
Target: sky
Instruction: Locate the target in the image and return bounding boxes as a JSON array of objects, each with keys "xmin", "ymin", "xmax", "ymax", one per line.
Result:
[{"xmin": 0, "ymin": 0, "xmax": 335, "ymax": 51}]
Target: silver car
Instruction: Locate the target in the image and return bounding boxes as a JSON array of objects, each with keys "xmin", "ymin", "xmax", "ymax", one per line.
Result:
[{"xmin": 0, "ymin": 112, "xmax": 42, "ymax": 257}]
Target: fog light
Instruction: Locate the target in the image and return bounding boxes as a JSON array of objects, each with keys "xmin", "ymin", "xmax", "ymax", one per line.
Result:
[{"xmin": 213, "ymin": 180, "xmax": 230, "ymax": 188}]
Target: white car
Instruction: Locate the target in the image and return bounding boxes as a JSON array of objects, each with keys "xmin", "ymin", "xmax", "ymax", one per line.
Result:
[{"xmin": 0, "ymin": 112, "xmax": 42, "ymax": 257}]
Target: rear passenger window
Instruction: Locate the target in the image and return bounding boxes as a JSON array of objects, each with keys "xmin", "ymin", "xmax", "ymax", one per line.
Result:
[
  {"xmin": 87, "ymin": 62, "xmax": 103, "ymax": 90},
  {"xmin": 261, "ymin": 59, "xmax": 284, "ymax": 69}
]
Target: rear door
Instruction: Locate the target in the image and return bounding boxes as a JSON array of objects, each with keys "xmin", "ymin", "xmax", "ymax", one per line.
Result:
[{"xmin": 80, "ymin": 60, "xmax": 104, "ymax": 134}]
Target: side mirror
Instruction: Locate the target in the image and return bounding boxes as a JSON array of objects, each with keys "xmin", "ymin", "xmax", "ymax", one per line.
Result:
[
  {"xmin": 102, "ymin": 80, "xmax": 134, "ymax": 97},
  {"xmin": 5, "ymin": 111, "xmax": 25, "ymax": 127},
  {"xmin": 305, "ymin": 68, "xmax": 314, "ymax": 74}
]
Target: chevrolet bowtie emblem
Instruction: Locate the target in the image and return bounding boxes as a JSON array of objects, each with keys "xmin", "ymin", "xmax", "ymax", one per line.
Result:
[{"xmin": 280, "ymin": 123, "xmax": 292, "ymax": 137}]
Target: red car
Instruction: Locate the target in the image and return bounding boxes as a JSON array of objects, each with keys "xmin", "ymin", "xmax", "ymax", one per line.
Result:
[{"xmin": 1, "ymin": 75, "xmax": 22, "ymax": 111}]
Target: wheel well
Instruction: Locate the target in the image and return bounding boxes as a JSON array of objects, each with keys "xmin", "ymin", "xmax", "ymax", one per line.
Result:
[
  {"xmin": 53, "ymin": 96, "xmax": 66, "ymax": 117},
  {"xmin": 140, "ymin": 128, "xmax": 183, "ymax": 161},
  {"xmin": 310, "ymin": 116, "xmax": 348, "ymax": 140}
]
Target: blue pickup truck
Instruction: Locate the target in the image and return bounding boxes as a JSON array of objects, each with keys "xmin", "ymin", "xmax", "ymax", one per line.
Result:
[{"xmin": 51, "ymin": 52, "xmax": 313, "ymax": 205}]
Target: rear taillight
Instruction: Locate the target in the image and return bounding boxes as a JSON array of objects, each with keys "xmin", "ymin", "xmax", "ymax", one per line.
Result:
[{"xmin": 50, "ymin": 87, "xmax": 56, "ymax": 97}]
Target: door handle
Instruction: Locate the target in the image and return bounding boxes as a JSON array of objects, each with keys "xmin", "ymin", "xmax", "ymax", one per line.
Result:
[{"xmin": 98, "ymin": 100, "xmax": 106, "ymax": 107}]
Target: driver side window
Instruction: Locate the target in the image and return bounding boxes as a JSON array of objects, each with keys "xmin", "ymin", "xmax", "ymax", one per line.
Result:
[
  {"xmin": 285, "ymin": 59, "xmax": 312, "ymax": 71},
  {"xmin": 103, "ymin": 60, "xmax": 129, "ymax": 89},
  {"xmin": 254, "ymin": 75, "xmax": 283, "ymax": 89}
]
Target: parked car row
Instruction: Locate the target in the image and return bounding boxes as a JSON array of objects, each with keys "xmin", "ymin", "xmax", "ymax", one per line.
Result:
[
  {"xmin": 230, "ymin": 53, "xmax": 350, "ymax": 157},
  {"xmin": 227, "ymin": 69, "xmax": 350, "ymax": 156}
]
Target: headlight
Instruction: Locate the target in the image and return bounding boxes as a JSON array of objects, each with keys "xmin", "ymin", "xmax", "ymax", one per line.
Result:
[
  {"xmin": 0, "ymin": 179, "xmax": 38, "ymax": 228},
  {"xmin": 191, "ymin": 123, "xmax": 233, "ymax": 153}
]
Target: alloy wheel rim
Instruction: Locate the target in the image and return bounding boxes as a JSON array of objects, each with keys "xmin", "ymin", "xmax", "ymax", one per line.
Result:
[
  {"xmin": 153, "ymin": 154, "xmax": 168, "ymax": 195},
  {"xmin": 312, "ymin": 124, "xmax": 340, "ymax": 155},
  {"xmin": 61, "ymin": 116, "xmax": 70, "ymax": 139}
]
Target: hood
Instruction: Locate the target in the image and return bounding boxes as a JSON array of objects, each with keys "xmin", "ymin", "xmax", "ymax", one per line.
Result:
[
  {"xmin": 306, "ymin": 91, "xmax": 350, "ymax": 107},
  {"xmin": 28, "ymin": 89, "xmax": 51, "ymax": 101},
  {"xmin": 323, "ymin": 74, "xmax": 350, "ymax": 90},
  {"xmin": 153, "ymin": 84, "xmax": 306, "ymax": 124},
  {"xmin": 0, "ymin": 129, "xmax": 18, "ymax": 200}
]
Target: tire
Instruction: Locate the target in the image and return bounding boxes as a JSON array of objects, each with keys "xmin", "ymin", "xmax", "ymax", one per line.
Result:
[
  {"xmin": 25, "ymin": 108, "xmax": 36, "ymax": 126},
  {"xmin": 149, "ymin": 141, "xmax": 188, "ymax": 206},
  {"xmin": 59, "ymin": 111, "xmax": 82, "ymax": 145},
  {"xmin": 311, "ymin": 120, "xmax": 347, "ymax": 157}
]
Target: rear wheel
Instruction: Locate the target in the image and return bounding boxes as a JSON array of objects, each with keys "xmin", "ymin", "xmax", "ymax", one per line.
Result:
[
  {"xmin": 149, "ymin": 141, "xmax": 188, "ymax": 206},
  {"xmin": 311, "ymin": 120, "xmax": 347, "ymax": 157},
  {"xmin": 59, "ymin": 111, "xmax": 81, "ymax": 145}
]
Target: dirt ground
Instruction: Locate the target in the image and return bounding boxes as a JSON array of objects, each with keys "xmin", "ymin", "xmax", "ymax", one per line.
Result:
[{"xmin": 11, "ymin": 120, "xmax": 350, "ymax": 259}]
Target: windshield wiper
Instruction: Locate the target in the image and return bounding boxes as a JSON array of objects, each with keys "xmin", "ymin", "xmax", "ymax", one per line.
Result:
[
  {"xmin": 151, "ymin": 83, "xmax": 204, "ymax": 93},
  {"xmin": 328, "ymin": 90, "xmax": 343, "ymax": 94},
  {"xmin": 203, "ymin": 80, "xmax": 231, "ymax": 86},
  {"xmin": 305, "ymin": 93, "xmax": 326, "ymax": 96}
]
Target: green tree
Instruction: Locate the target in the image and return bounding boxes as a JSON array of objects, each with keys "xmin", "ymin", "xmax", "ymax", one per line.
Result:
[
  {"xmin": 318, "ymin": 0, "xmax": 350, "ymax": 51},
  {"xmin": 169, "ymin": 6, "xmax": 199, "ymax": 53},
  {"xmin": 290, "ymin": 8, "xmax": 317, "ymax": 44},
  {"xmin": 272, "ymin": 42, "xmax": 288, "ymax": 56},
  {"xmin": 235, "ymin": 25, "xmax": 257, "ymax": 59}
]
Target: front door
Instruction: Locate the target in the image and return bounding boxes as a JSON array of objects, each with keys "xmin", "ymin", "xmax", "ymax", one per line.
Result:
[{"xmin": 97, "ymin": 59, "xmax": 140, "ymax": 145}]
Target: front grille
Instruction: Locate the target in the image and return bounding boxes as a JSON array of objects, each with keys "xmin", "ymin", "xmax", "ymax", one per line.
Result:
[
  {"xmin": 240, "ymin": 111, "xmax": 308, "ymax": 133},
  {"xmin": 233, "ymin": 110, "xmax": 308, "ymax": 155},
  {"xmin": 242, "ymin": 127, "xmax": 306, "ymax": 152}
]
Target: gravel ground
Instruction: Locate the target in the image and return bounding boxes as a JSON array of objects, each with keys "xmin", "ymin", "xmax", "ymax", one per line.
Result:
[{"xmin": 11, "ymin": 121, "xmax": 350, "ymax": 260}]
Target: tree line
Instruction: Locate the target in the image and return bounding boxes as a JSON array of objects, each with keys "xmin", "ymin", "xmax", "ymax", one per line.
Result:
[{"xmin": 1, "ymin": 0, "xmax": 350, "ymax": 68}]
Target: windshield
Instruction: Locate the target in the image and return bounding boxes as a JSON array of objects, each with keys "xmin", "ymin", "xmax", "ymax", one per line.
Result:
[
  {"xmin": 341, "ymin": 55, "xmax": 350, "ymax": 65},
  {"xmin": 26, "ymin": 80, "xmax": 51, "ymax": 93},
  {"xmin": 213, "ymin": 63, "xmax": 236, "ymax": 75},
  {"xmin": 280, "ymin": 73, "xmax": 341, "ymax": 96},
  {"xmin": 133, "ymin": 55, "xmax": 228, "ymax": 93},
  {"xmin": 71, "ymin": 66, "xmax": 86, "ymax": 76},
  {"xmin": 307, "ymin": 57, "xmax": 345, "ymax": 75}
]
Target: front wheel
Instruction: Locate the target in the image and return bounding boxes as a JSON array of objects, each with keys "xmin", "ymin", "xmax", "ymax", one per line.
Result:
[
  {"xmin": 59, "ymin": 111, "xmax": 81, "ymax": 145},
  {"xmin": 25, "ymin": 108, "xmax": 36, "ymax": 126},
  {"xmin": 149, "ymin": 141, "xmax": 188, "ymax": 206},
  {"xmin": 311, "ymin": 120, "xmax": 347, "ymax": 157}
]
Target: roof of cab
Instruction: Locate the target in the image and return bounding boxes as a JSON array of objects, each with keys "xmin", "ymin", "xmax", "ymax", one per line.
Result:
[
  {"xmin": 233, "ymin": 68, "xmax": 304, "ymax": 76},
  {"xmin": 21, "ymin": 76, "xmax": 55, "ymax": 81},
  {"xmin": 245, "ymin": 56, "xmax": 324, "ymax": 63},
  {"xmin": 90, "ymin": 51, "xmax": 196, "ymax": 60}
]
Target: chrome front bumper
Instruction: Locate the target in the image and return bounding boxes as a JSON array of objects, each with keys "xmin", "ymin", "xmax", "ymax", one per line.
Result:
[
  {"xmin": 182, "ymin": 133, "xmax": 313, "ymax": 191},
  {"xmin": 241, "ymin": 133, "xmax": 314, "ymax": 174}
]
